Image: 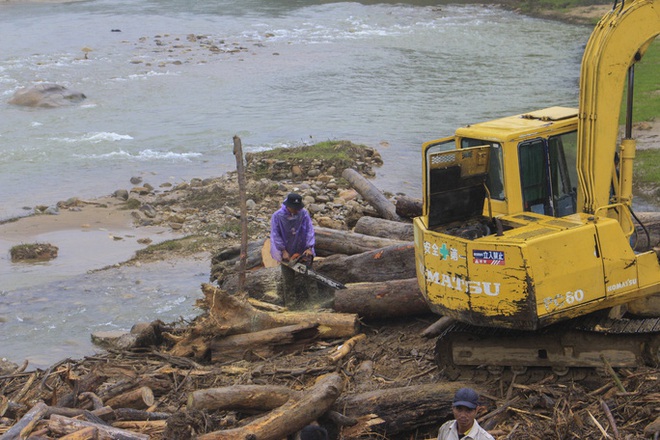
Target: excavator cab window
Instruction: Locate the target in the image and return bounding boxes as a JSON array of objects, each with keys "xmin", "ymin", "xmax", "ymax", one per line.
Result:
[
  {"xmin": 461, "ymin": 138, "xmax": 504, "ymax": 200},
  {"xmin": 518, "ymin": 131, "xmax": 577, "ymax": 217}
]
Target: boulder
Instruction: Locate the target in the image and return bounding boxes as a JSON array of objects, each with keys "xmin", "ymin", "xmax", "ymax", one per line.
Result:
[{"xmin": 8, "ymin": 83, "xmax": 86, "ymax": 108}]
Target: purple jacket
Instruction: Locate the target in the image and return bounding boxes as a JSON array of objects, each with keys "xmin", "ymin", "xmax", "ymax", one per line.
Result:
[{"xmin": 270, "ymin": 204, "xmax": 315, "ymax": 262}]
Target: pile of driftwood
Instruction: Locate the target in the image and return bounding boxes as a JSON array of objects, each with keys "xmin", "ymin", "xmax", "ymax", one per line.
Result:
[
  {"xmin": 2, "ymin": 168, "xmax": 660, "ymax": 439},
  {"xmin": 1, "ymin": 288, "xmax": 659, "ymax": 439}
]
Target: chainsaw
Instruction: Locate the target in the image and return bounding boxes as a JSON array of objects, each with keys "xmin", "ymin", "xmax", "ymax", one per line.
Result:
[{"xmin": 284, "ymin": 253, "xmax": 346, "ymax": 290}]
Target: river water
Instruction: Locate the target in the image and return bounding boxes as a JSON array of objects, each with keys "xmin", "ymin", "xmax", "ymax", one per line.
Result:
[{"xmin": 0, "ymin": 0, "xmax": 594, "ymax": 368}]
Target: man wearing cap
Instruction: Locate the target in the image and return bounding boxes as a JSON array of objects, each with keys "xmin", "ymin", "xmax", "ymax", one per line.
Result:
[
  {"xmin": 437, "ymin": 388, "xmax": 494, "ymax": 440},
  {"xmin": 270, "ymin": 193, "xmax": 318, "ymax": 309}
]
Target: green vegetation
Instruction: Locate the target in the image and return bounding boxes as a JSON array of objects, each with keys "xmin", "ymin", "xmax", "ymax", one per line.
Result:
[
  {"xmin": 252, "ymin": 140, "xmax": 361, "ymax": 162},
  {"xmin": 133, "ymin": 236, "xmax": 213, "ymax": 259},
  {"xmin": 634, "ymin": 149, "xmax": 660, "ymax": 186},
  {"xmin": 10, "ymin": 242, "xmax": 58, "ymax": 261},
  {"xmin": 515, "ymin": 0, "xmax": 608, "ymax": 12},
  {"xmin": 629, "ymin": 40, "xmax": 660, "ymax": 123}
]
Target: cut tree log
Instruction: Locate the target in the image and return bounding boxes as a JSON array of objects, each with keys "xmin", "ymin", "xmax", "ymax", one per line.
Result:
[
  {"xmin": 314, "ymin": 226, "xmax": 408, "ymax": 256},
  {"xmin": 58, "ymin": 426, "xmax": 99, "ymax": 440},
  {"xmin": 168, "ymin": 284, "xmax": 359, "ymax": 358},
  {"xmin": 0, "ymin": 401, "xmax": 48, "ymax": 440},
  {"xmin": 335, "ymin": 383, "xmax": 477, "ymax": 438},
  {"xmin": 196, "ymin": 373, "xmax": 344, "ymax": 440},
  {"xmin": 188, "ymin": 385, "xmax": 297, "ymax": 412},
  {"xmin": 334, "ymin": 279, "xmax": 430, "ymax": 320},
  {"xmin": 220, "ymin": 243, "xmax": 416, "ymax": 298},
  {"xmin": 633, "ymin": 211, "xmax": 660, "ymax": 249},
  {"xmin": 48, "ymin": 414, "xmax": 149, "ymax": 440},
  {"xmin": 315, "ymin": 243, "xmax": 416, "ymax": 284},
  {"xmin": 395, "ymin": 195, "xmax": 422, "ymax": 219},
  {"xmin": 342, "ymin": 168, "xmax": 401, "ymax": 221},
  {"xmin": 353, "ymin": 216, "xmax": 413, "ymax": 241},
  {"xmin": 105, "ymin": 386, "xmax": 154, "ymax": 411},
  {"xmin": 209, "ymin": 323, "xmax": 320, "ymax": 362}
]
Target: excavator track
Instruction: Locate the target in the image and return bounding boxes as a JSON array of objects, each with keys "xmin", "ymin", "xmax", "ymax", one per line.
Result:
[{"xmin": 435, "ymin": 315, "xmax": 660, "ymax": 383}]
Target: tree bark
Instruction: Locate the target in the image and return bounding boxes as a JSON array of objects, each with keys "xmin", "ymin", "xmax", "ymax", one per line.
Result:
[
  {"xmin": 233, "ymin": 135, "xmax": 249, "ymax": 292},
  {"xmin": 342, "ymin": 168, "xmax": 401, "ymax": 221},
  {"xmin": 188, "ymin": 385, "xmax": 297, "ymax": 412},
  {"xmin": 105, "ymin": 387, "xmax": 154, "ymax": 411},
  {"xmin": 209, "ymin": 323, "xmax": 320, "ymax": 362},
  {"xmin": 0, "ymin": 401, "xmax": 48, "ymax": 440},
  {"xmin": 58, "ymin": 426, "xmax": 99, "ymax": 440},
  {"xmin": 196, "ymin": 373, "xmax": 344, "ymax": 440},
  {"xmin": 395, "ymin": 195, "xmax": 422, "ymax": 219},
  {"xmin": 314, "ymin": 226, "xmax": 408, "ymax": 256},
  {"xmin": 633, "ymin": 211, "xmax": 660, "ymax": 250},
  {"xmin": 334, "ymin": 279, "xmax": 430, "ymax": 320},
  {"xmin": 353, "ymin": 216, "xmax": 413, "ymax": 241},
  {"xmin": 48, "ymin": 414, "xmax": 150, "ymax": 440},
  {"xmin": 315, "ymin": 243, "xmax": 416, "ymax": 284},
  {"xmin": 335, "ymin": 383, "xmax": 472, "ymax": 438},
  {"xmin": 169, "ymin": 284, "xmax": 359, "ymax": 358}
]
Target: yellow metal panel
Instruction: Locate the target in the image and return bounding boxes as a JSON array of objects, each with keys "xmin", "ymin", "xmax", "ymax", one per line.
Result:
[
  {"xmin": 418, "ymin": 228, "xmax": 529, "ymax": 321},
  {"xmin": 637, "ymin": 251, "xmax": 660, "ymax": 288},
  {"xmin": 465, "ymin": 243, "xmax": 529, "ymax": 317},
  {"xmin": 594, "ymin": 218, "xmax": 640, "ymax": 299},
  {"xmin": 523, "ymin": 225, "xmax": 605, "ymax": 319}
]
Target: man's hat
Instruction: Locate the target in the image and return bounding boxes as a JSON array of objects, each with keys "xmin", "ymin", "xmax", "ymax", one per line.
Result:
[
  {"xmin": 284, "ymin": 193, "xmax": 304, "ymax": 209},
  {"xmin": 452, "ymin": 387, "xmax": 479, "ymax": 409}
]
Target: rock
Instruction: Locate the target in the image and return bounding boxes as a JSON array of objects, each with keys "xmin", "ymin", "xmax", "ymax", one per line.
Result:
[
  {"xmin": 0, "ymin": 358, "xmax": 19, "ymax": 375},
  {"xmin": 139, "ymin": 204, "xmax": 158, "ymax": 218},
  {"xmin": 91, "ymin": 330, "xmax": 138, "ymax": 350},
  {"xmin": 307, "ymin": 203, "xmax": 325, "ymax": 214},
  {"xmin": 8, "ymin": 83, "xmax": 86, "ymax": 108},
  {"xmin": 114, "ymin": 189, "xmax": 130, "ymax": 200},
  {"xmin": 10, "ymin": 243, "xmax": 59, "ymax": 262},
  {"xmin": 316, "ymin": 216, "xmax": 345, "ymax": 230},
  {"xmin": 130, "ymin": 176, "xmax": 143, "ymax": 185}
]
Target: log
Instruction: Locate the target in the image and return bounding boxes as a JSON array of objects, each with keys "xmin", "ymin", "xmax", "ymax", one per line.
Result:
[
  {"xmin": 233, "ymin": 135, "xmax": 249, "ymax": 292},
  {"xmin": 315, "ymin": 243, "xmax": 416, "ymax": 284},
  {"xmin": 420, "ymin": 316, "xmax": 456, "ymax": 339},
  {"xmin": 328, "ymin": 334, "xmax": 366, "ymax": 363},
  {"xmin": 59, "ymin": 426, "xmax": 99, "ymax": 440},
  {"xmin": 353, "ymin": 217, "xmax": 413, "ymax": 241},
  {"xmin": 209, "ymin": 323, "xmax": 320, "ymax": 362},
  {"xmin": 56, "ymin": 371, "xmax": 106, "ymax": 408},
  {"xmin": 0, "ymin": 401, "xmax": 48, "ymax": 440},
  {"xmin": 188, "ymin": 385, "xmax": 296, "ymax": 412},
  {"xmin": 335, "ymin": 383, "xmax": 476, "ymax": 438},
  {"xmin": 633, "ymin": 211, "xmax": 660, "ymax": 249},
  {"xmin": 105, "ymin": 387, "xmax": 154, "ymax": 410},
  {"xmin": 218, "ymin": 266, "xmax": 282, "ymax": 302},
  {"xmin": 48, "ymin": 414, "xmax": 149, "ymax": 440},
  {"xmin": 342, "ymin": 168, "xmax": 400, "ymax": 221},
  {"xmin": 196, "ymin": 373, "xmax": 344, "ymax": 440},
  {"xmin": 169, "ymin": 284, "xmax": 359, "ymax": 358},
  {"xmin": 314, "ymin": 226, "xmax": 408, "ymax": 256},
  {"xmin": 334, "ymin": 279, "xmax": 430, "ymax": 320},
  {"xmin": 113, "ymin": 408, "xmax": 171, "ymax": 422},
  {"xmin": 395, "ymin": 195, "xmax": 422, "ymax": 219}
]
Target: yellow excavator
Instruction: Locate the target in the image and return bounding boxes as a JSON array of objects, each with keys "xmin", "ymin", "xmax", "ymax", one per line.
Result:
[{"xmin": 413, "ymin": 0, "xmax": 660, "ymax": 380}]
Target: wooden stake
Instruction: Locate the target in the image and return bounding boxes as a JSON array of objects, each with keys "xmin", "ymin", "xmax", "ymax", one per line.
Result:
[{"xmin": 233, "ymin": 135, "xmax": 248, "ymax": 292}]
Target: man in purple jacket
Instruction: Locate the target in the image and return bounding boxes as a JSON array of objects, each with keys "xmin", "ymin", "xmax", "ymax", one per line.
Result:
[{"xmin": 270, "ymin": 193, "xmax": 318, "ymax": 309}]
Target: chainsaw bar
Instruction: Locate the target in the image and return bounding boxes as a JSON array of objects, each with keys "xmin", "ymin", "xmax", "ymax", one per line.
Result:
[{"xmin": 285, "ymin": 261, "xmax": 346, "ymax": 290}]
